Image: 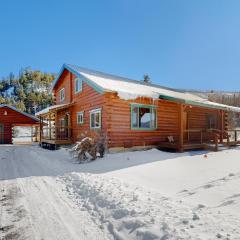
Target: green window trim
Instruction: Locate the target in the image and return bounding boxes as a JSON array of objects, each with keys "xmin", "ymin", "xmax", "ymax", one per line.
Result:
[
  {"xmin": 130, "ymin": 103, "xmax": 157, "ymax": 130},
  {"xmin": 74, "ymin": 78, "xmax": 83, "ymax": 94},
  {"xmin": 59, "ymin": 88, "xmax": 65, "ymax": 102},
  {"xmin": 89, "ymin": 108, "xmax": 102, "ymax": 129},
  {"xmin": 77, "ymin": 111, "xmax": 84, "ymax": 124}
]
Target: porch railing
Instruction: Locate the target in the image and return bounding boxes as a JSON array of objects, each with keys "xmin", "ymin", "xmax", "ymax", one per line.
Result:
[
  {"xmin": 184, "ymin": 128, "xmax": 240, "ymax": 150},
  {"xmin": 41, "ymin": 126, "xmax": 72, "ymax": 140},
  {"xmin": 226, "ymin": 129, "xmax": 240, "ymax": 142},
  {"xmin": 184, "ymin": 129, "xmax": 219, "ymax": 144}
]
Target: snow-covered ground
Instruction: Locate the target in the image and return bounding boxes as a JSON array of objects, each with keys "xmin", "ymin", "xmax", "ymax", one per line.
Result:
[{"xmin": 1, "ymin": 145, "xmax": 240, "ymax": 239}]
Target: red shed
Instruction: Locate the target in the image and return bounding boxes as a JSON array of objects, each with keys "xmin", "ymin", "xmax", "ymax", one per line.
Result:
[{"xmin": 0, "ymin": 104, "xmax": 39, "ymax": 144}]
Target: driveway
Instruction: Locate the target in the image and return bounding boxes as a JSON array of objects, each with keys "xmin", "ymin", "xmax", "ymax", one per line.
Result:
[{"xmin": 0, "ymin": 145, "xmax": 109, "ymax": 240}]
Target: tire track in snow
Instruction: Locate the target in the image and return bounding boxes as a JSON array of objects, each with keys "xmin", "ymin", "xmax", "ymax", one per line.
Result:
[{"xmin": 0, "ymin": 177, "xmax": 110, "ymax": 240}]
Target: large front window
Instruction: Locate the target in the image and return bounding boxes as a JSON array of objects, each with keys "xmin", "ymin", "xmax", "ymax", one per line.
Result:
[
  {"xmin": 90, "ymin": 108, "xmax": 101, "ymax": 129},
  {"xmin": 131, "ymin": 104, "xmax": 157, "ymax": 129}
]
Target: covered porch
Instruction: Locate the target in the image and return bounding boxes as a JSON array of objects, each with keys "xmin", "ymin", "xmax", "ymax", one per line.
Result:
[
  {"xmin": 36, "ymin": 103, "xmax": 74, "ymax": 147},
  {"xmin": 159, "ymin": 103, "xmax": 240, "ymax": 152}
]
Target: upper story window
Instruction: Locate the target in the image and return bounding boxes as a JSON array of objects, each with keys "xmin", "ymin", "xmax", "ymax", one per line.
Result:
[
  {"xmin": 131, "ymin": 104, "xmax": 157, "ymax": 130},
  {"xmin": 74, "ymin": 78, "xmax": 82, "ymax": 93},
  {"xmin": 77, "ymin": 111, "xmax": 84, "ymax": 124},
  {"xmin": 59, "ymin": 88, "xmax": 65, "ymax": 102},
  {"xmin": 90, "ymin": 108, "xmax": 101, "ymax": 129}
]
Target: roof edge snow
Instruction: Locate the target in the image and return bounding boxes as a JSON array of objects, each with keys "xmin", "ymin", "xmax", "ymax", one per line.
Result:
[{"xmin": 51, "ymin": 64, "xmax": 240, "ymax": 112}]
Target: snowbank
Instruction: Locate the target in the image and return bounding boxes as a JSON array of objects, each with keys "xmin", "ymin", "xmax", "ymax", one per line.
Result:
[
  {"xmin": 1, "ymin": 145, "xmax": 240, "ymax": 239},
  {"xmin": 60, "ymin": 172, "xmax": 240, "ymax": 239}
]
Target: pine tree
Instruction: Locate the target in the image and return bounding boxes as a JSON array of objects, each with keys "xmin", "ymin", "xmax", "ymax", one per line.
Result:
[
  {"xmin": 15, "ymin": 101, "xmax": 26, "ymax": 112},
  {"xmin": 0, "ymin": 67, "xmax": 55, "ymax": 113},
  {"xmin": 143, "ymin": 74, "xmax": 151, "ymax": 83}
]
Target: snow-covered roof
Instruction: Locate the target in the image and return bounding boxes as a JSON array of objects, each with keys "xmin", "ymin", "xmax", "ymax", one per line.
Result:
[
  {"xmin": 0, "ymin": 104, "xmax": 39, "ymax": 122},
  {"xmin": 51, "ymin": 64, "xmax": 240, "ymax": 112},
  {"xmin": 35, "ymin": 103, "xmax": 72, "ymax": 116}
]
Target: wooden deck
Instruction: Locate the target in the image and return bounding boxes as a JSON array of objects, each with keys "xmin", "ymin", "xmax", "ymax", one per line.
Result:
[
  {"xmin": 159, "ymin": 129, "xmax": 240, "ymax": 152},
  {"xmin": 40, "ymin": 138, "xmax": 72, "ymax": 145},
  {"xmin": 40, "ymin": 126, "xmax": 72, "ymax": 147},
  {"xmin": 159, "ymin": 142, "xmax": 208, "ymax": 151}
]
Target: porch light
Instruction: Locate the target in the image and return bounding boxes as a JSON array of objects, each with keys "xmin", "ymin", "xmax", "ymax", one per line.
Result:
[{"xmin": 4, "ymin": 111, "xmax": 7, "ymax": 115}]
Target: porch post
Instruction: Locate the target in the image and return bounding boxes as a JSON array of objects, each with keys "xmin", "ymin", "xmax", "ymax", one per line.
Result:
[
  {"xmin": 31, "ymin": 126, "xmax": 33, "ymax": 142},
  {"xmin": 49, "ymin": 113, "xmax": 52, "ymax": 140},
  {"xmin": 67, "ymin": 112, "xmax": 71, "ymax": 139},
  {"xmin": 220, "ymin": 110, "xmax": 224, "ymax": 143},
  {"xmin": 178, "ymin": 103, "xmax": 184, "ymax": 152},
  {"xmin": 39, "ymin": 116, "xmax": 42, "ymax": 145},
  {"xmin": 35, "ymin": 126, "xmax": 38, "ymax": 142}
]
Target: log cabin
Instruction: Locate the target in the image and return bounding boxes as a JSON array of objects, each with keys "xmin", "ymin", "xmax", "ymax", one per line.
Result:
[
  {"xmin": 0, "ymin": 104, "xmax": 39, "ymax": 144},
  {"xmin": 36, "ymin": 64, "xmax": 240, "ymax": 152}
]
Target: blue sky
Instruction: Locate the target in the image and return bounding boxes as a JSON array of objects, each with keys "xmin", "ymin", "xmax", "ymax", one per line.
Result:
[{"xmin": 0, "ymin": 0, "xmax": 240, "ymax": 91}]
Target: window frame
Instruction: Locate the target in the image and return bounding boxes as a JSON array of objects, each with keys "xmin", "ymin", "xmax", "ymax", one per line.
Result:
[
  {"xmin": 74, "ymin": 78, "xmax": 83, "ymax": 94},
  {"xmin": 207, "ymin": 114, "xmax": 218, "ymax": 130},
  {"xmin": 89, "ymin": 108, "xmax": 102, "ymax": 129},
  {"xmin": 77, "ymin": 111, "xmax": 84, "ymax": 124},
  {"xmin": 59, "ymin": 88, "xmax": 65, "ymax": 102},
  {"xmin": 130, "ymin": 103, "xmax": 157, "ymax": 130},
  {"xmin": 59, "ymin": 118, "xmax": 65, "ymax": 132}
]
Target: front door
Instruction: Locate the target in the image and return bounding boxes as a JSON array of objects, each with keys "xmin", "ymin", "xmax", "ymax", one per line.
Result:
[{"xmin": 0, "ymin": 124, "xmax": 4, "ymax": 144}]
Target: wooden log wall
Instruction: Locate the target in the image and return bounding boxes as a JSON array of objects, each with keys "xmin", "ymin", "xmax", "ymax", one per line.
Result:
[
  {"xmin": 54, "ymin": 69, "xmax": 229, "ymax": 149},
  {"xmin": 183, "ymin": 106, "xmax": 228, "ymax": 143},
  {"xmin": 104, "ymin": 93, "xmax": 180, "ymax": 148},
  {"xmin": 0, "ymin": 107, "xmax": 38, "ymax": 144}
]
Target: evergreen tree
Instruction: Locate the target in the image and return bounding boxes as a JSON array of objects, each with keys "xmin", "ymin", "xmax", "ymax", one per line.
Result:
[
  {"xmin": 0, "ymin": 67, "xmax": 55, "ymax": 114},
  {"xmin": 143, "ymin": 74, "xmax": 151, "ymax": 83},
  {"xmin": 15, "ymin": 101, "xmax": 26, "ymax": 112}
]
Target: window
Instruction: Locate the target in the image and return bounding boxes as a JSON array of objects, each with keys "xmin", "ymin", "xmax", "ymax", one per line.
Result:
[
  {"xmin": 59, "ymin": 88, "xmax": 65, "ymax": 102},
  {"xmin": 77, "ymin": 111, "xmax": 84, "ymax": 124},
  {"xmin": 59, "ymin": 118, "xmax": 66, "ymax": 132},
  {"xmin": 60, "ymin": 118, "xmax": 65, "ymax": 126},
  {"xmin": 207, "ymin": 114, "xmax": 218, "ymax": 129},
  {"xmin": 131, "ymin": 104, "xmax": 157, "ymax": 129},
  {"xmin": 90, "ymin": 108, "xmax": 101, "ymax": 129},
  {"xmin": 75, "ymin": 78, "xmax": 82, "ymax": 93}
]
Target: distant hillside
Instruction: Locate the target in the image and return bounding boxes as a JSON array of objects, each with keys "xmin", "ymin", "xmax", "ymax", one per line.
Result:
[
  {"xmin": 0, "ymin": 68, "xmax": 55, "ymax": 114},
  {"xmin": 187, "ymin": 90, "xmax": 240, "ymax": 106},
  {"xmin": 187, "ymin": 90, "xmax": 240, "ymax": 107}
]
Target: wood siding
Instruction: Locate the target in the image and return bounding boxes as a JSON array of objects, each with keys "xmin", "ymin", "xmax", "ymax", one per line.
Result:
[
  {"xmin": 54, "ymin": 69, "xmax": 72, "ymax": 104},
  {"xmin": 0, "ymin": 107, "xmax": 38, "ymax": 144},
  {"xmin": 53, "ymin": 68, "xmax": 229, "ymax": 150},
  {"xmin": 184, "ymin": 106, "xmax": 228, "ymax": 143},
  {"xmin": 104, "ymin": 93, "xmax": 180, "ymax": 148},
  {"xmin": 54, "ymin": 70, "xmax": 106, "ymax": 142}
]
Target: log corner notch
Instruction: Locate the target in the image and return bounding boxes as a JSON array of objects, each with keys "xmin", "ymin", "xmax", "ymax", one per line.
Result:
[{"xmin": 178, "ymin": 103, "xmax": 184, "ymax": 152}]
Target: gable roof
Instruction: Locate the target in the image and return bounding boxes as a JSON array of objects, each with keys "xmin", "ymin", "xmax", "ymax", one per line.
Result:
[
  {"xmin": 52, "ymin": 63, "xmax": 240, "ymax": 112},
  {"xmin": 0, "ymin": 104, "xmax": 39, "ymax": 122}
]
